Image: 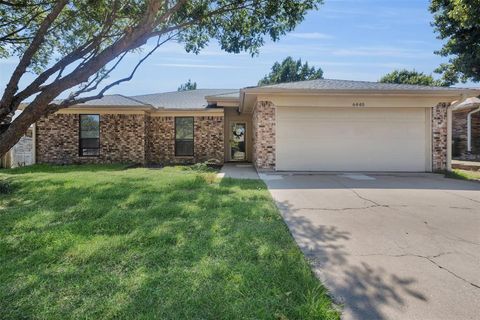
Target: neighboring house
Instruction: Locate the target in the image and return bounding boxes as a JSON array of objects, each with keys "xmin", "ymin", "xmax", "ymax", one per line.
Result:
[
  {"xmin": 31, "ymin": 79, "xmax": 479, "ymax": 172},
  {"xmin": 1, "ymin": 111, "xmax": 34, "ymax": 168},
  {"xmin": 452, "ymin": 97, "xmax": 480, "ymax": 160}
]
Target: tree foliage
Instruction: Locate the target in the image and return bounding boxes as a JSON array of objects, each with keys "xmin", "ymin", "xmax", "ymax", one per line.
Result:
[
  {"xmin": 258, "ymin": 56, "xmax": 323, "ymax": 86},
  {"xmin": 430, "ymin": 0, "xmax": 480, "ymax": 85},
  {"xmin": 379, "ymin": 69, "xmax": 448, "ymax": 87},
  {"xmin": 0, "ymin": 0, "xmax": 323, "ymax": 156},
  {"xmin": 178, "ymin": 79, "xmax": 197, "ymax": 91}
]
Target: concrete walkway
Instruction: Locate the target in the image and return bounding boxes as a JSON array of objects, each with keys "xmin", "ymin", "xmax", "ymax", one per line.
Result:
[
  {"xmin": 261, "ymin": 172, "xmax": 480, "ymax": 320},
  {"xmin": 217, "ymin": 163, "xmax": 259, "ymax": 179}
]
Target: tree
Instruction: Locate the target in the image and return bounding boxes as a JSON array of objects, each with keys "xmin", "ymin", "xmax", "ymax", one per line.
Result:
[
  {"xmin": 0, "ymin": 0, "xmax": 323, "ymax": 156},
  {"xmin": 430, "ymin": 0, "xmax": 480, "ymax": 85},
  {"xmin": 379, "ymin": 69, "xmax": 448, "ymax": 87},
  {"xmin": 258, "ymin": 56, "xmax": 323, "ymax": 86},
  {"xmin": 178, "ymin": 79, "xmax": 197, "ymax": 91}
]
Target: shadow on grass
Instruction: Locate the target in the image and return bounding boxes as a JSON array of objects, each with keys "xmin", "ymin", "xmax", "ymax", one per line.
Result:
[{"xmin": 0, "ymin": 166, "xmax": 339, "ymax": 319}]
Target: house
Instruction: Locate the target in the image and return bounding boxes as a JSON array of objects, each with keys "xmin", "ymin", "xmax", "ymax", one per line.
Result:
[
  {"xmin": 1, "ymin": 111, "xmax": 35, "ymax": 168},
  {"xmin": 452, "ymin": 97, "xmax": 480, "ymax": 160},
  {"xmin": 31, "ymin": 79, "xmax": 480, "ymax": 172}
]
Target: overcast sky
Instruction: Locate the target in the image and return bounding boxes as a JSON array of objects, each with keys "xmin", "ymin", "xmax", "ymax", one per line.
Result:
[{"xmin": 1, "ymin": 0, "xmax": 477, "ymax": 97}]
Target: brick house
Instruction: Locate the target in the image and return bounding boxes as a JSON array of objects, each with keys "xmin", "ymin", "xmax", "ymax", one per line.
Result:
[
  {"xmin": 31, "ymin": 79, "xmax": 479, "ymax": 172},
  {"xmin": 452, "ymin": 97, "xmax": 480, "ymax": 160}
]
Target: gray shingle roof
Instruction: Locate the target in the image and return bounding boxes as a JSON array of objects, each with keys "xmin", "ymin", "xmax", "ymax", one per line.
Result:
[
  {"xmin": 257, "ymin": 78, "xmax": 470, "ymax": 91},
  {"xmin": 206, "ymin": 91, "xmax": 240, "ymax": 99},
  {"xmin": 131, "ymin": 89, "xmax": 237, "ymax": 109},
  {"xmin": 80, "ymin": 94, "xmax": 150, "ymax": 106}
]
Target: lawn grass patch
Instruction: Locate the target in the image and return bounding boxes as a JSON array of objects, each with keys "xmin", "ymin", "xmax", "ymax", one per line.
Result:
[
  {"xmin": 446, "ymin": 169, "xmax": 480, "ymax": 181},
  {"xmin": 0, "ymin": 165, "xmax": 339, "ymax": 319}
]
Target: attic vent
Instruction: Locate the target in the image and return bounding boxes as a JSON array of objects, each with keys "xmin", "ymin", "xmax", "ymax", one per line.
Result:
[{"xmin": 352, "ymin": 102, "xmax": 365, "ymax": 107}]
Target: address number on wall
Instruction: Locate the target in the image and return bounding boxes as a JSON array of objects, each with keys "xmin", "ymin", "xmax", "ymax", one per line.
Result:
[{"xmin": 352, "ymin": 102, "xmax": 366, "ymax": 107}]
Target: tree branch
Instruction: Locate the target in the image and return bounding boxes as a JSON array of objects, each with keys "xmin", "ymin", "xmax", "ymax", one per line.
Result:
[
  {"xmin": 62, "ymin": 33, "xmax": 174, "ymax": 107},
  {"xmin": 0, "ymin": 0, "xmax": 68, "ymax": 119}
]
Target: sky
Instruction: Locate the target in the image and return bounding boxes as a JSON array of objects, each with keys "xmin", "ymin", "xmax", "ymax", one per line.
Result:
[{"xmin": 0, "ymin": 0, "xmax": 477, "ymax": 97}]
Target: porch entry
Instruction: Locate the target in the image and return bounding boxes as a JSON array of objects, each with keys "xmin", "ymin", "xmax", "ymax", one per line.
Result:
[{"xmin": 229, "ymin": 122, "xmax": 247, "ymax": 161}]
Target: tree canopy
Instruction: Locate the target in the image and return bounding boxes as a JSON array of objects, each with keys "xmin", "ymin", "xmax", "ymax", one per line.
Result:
[
  {"xmin": 178, "ymin": 79, "xmax": 197, "ymax": 91},
  {"xmin": 0, "ymin": 0, "xmax": 323, "ymax": 156},
  {"xmin": 379, "ymin": 69, "xmax": 448, "ymax": 87},
  {"xmin": 258, "ymin": 56, "xmax": 323, "ymax": 86},
  {"xmin": 430, "ymin": 0, "xmax": 480, "ymax": 85}
]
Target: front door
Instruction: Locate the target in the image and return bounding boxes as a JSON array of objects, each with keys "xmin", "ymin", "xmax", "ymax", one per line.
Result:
[{"xmin": 229, "ymin": 122, "xmax": 247, "ymax": 161}]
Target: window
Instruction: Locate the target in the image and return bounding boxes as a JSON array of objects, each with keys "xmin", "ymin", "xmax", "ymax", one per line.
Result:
[
  {"xmin": 175, "ymin": 117, "xmax": 194, "ymax": 156},
  {"xmin": 79, "ymin": 114, "xmax": 100, "ymax": 156}
]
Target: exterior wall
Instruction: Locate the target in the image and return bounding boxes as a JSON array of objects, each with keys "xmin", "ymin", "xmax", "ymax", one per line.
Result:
[
  {"xmin": 146, "ymin": 115, "xmax": 224, "ymax": 165},
  {"xmin": 37, "ymin": 113, "xmax": 224, "ymax": 166},
  {"xmin": 11, "ymin": 128, "xmax": 34, "ymax": 167},
  {"xmin": 432, "ymin": 102, "xmax": 450, "ymax": 171},
  {"xmin": 224, "ymin": 107, "xmax": 253, "ymax": 162},
  {"xmin": 145, "ymin": 116, "xmax": 175, "ymax": 163},
  {"xmin": 36, "ymin": 113, "xmax": 146, "ymax": 164},
  {"xmin": 251, "ymin": 101, "xmax": 450, "ymax": 172},
  {"xmin": 252, "ymin": 101, "xmax": 276, "ymax": 170},
  {"xmin": 194, "ymin": 116, "xmax": 224, "ymax": 164},
  {"xmin": 452, "ymin": 107, "xmax": 480, "ymax": 160}
]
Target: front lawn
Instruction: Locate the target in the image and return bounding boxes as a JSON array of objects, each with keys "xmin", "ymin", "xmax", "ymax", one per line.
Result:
[
  {"xmin": 0, "ymin": 165, "xmax": 339, "ymax": 319},
  {"xmin": 446, "ymin": 169, "xmax": 480, "ymax": 181}
]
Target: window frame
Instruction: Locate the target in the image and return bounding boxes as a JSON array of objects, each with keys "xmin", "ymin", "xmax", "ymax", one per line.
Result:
[
  {"xmin": 79, "ymin": 114, "xmax": 100, "ymax": 157},
  {"xmin": 174, "ymin": 116, "xmax": 194, "ymax": 157}
]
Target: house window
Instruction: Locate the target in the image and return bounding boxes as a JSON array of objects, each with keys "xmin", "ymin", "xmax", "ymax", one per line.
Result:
[
  {"xmin": 175, "ymin": 117, "xmax": 194, "ymax": 156},
  {"xmin": 79, "ymin": 114, "xmax": 100, "ymax": 156}
]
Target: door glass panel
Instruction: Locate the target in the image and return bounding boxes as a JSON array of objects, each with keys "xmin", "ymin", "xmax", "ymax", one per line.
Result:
[{"xmin": 230, "ymin": 123, "xmax": 246, "ymax": 161}]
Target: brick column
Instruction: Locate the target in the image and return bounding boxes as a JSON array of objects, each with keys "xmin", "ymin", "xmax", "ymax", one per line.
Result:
[
  {"xmin": 252, "ymin": 101, "xmax": 276, "ymax": 170},
  {"xmin": 432, "ymin": 102, "xmax": 450, "ymax": 171}
]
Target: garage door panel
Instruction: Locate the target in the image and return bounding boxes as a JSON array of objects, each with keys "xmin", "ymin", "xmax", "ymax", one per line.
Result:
[{"xmin": 276, "ymin": 107, "xmax": 428, "ymax": 171}]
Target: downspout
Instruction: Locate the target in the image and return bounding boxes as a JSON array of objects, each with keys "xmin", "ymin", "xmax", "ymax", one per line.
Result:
[
  {"xmin": 467, "ymin": 107, "xmax": 480, "ymax": 153},
  {"xmin": 32, "ymin": 123, "xmax": 36, "ymax": 164}
]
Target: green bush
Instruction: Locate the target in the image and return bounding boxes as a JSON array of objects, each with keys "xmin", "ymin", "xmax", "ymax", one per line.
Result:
[{"xmin": 0, "ymin": 180, "xmax": 12, "ymax": 194}]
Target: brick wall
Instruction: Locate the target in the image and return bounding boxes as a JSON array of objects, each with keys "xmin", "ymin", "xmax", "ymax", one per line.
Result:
[
  {"xmin": 36, "ymin": 113, "xmax": 146, "ymax": 164},
  {"xmin": 146, "ymin": 115, "xmax": 224, "ymax": 165},
  {"xmin": 452, "ymin": 108, "xmax": 480, "ymax": 160},
  {"xmin": 36, "ymin": 113, "xmax": 224, "ymax": 166},
  {"xmin": 432, "ymin": 103, "xmax": 449, "ymax": 171},
  {"xmin": 252, "ymin": 101, "xmax": 275, "ymax": 170},
  {"xmin": 145, "ymin": 116, "xmax": 175, "ymax": 163},
  {"xmin": 194, "ymin": 116, "xmax": 224, "ymax": 164}
]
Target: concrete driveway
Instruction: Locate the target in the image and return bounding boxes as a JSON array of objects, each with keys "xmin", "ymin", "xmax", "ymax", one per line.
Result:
[{"xmin": 260, "ymin": 173, "xmax": 480, "ymax": 320}]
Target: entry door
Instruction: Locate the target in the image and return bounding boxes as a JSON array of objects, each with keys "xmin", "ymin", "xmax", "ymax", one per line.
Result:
[{"xmin": 230, "ymin": 122, "xmax": 247, "ymax": 161}]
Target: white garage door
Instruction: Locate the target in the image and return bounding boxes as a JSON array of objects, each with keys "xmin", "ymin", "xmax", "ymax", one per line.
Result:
[{"xmin": 276, "ymin": 107, "xmax": 429, "ymax": 172}]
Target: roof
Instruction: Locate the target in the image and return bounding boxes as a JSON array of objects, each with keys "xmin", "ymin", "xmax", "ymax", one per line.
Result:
[
  {"xmin": 65, "ymin": 79, "xmax": 479, "ymax": 111},
  {"xmin": 255, "ymin": 78, "xmax": 472, "ymax": 92},
  {"xmin": 80, "ymin": 94, "xmax": 150, "ymax": 106},
  {"xmin": 453, "ymin": 97, "xmax": 480, "ymax": 111},
  {"xmin": 206, "ymin": 91, "xmax": 240, "ymax": 100},
  {"xmin": 130, "ymin": 89, "xmax": 237, "ymax": 109}
]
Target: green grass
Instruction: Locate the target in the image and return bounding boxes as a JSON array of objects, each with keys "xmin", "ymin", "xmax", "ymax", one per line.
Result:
[
  {"xmin": 446, "ymin": 169, "xmax": 480, "ymax": 181},
  {"xmin": 0, "ymin": 165, "xmax": 339, "ymax": 319}
]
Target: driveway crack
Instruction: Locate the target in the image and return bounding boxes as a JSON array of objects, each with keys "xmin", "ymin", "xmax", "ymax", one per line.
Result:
[
  {"xmin": 334, "ymin": 178, "xmax": 388, "ymax": 208},
  {"xmin": 357, "ymin": 252, "xmax": 480, "ymax": 289}
]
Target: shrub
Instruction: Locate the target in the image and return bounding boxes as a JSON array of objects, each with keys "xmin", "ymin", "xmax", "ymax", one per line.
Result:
[{"xmin": 0, "ymin": 180, "xmax": 12, "ymax": 194}]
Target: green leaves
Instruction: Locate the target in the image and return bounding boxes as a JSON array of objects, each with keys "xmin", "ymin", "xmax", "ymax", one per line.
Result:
[
  {"xmin": 379, "ymin": 69, "xmax": 448, "ymax": 87},
  {"xmin": 430, "ymin": 0, "xmax": 480, "ymax": 84},
  {"xmin": 258, "ymin": 56, "xmax": 324, "ymax": 86},
  {"xmin": 178, "ymin": 79, "xmax": 197, "ymax": 91}
]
